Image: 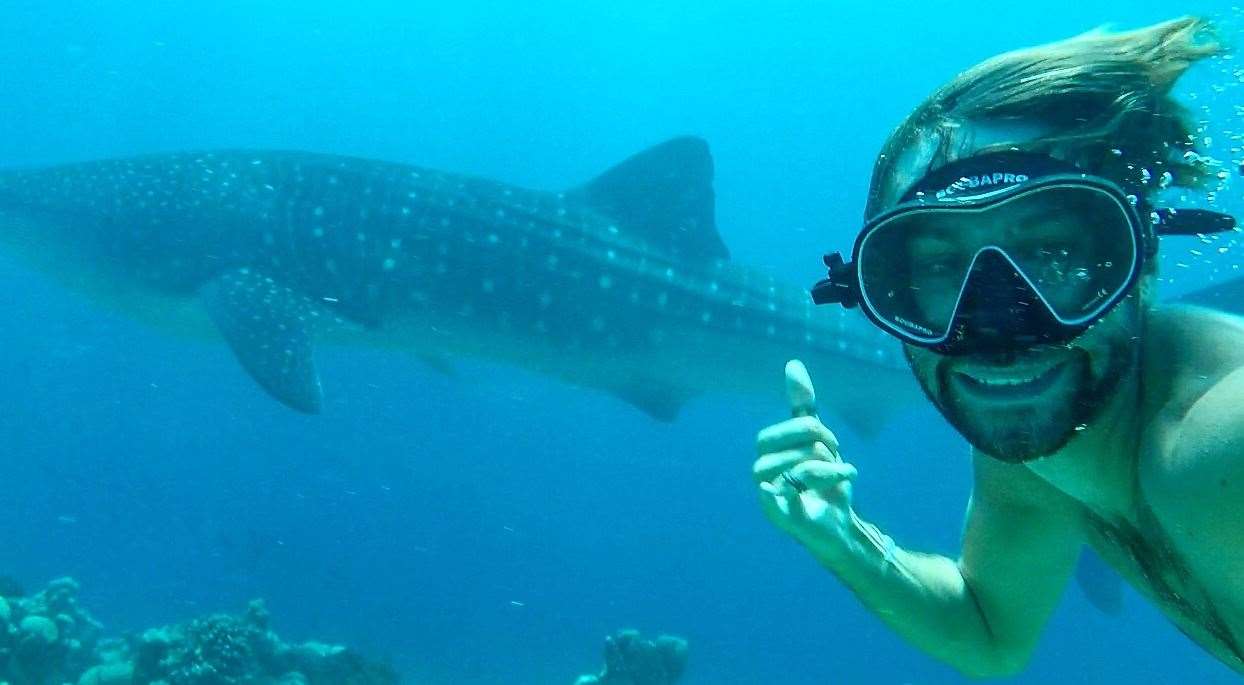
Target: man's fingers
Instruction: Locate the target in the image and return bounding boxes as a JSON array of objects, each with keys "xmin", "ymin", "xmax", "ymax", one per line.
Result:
[
  {"xmin": 753, "ymin": 443, "xmax": 836, "ymax": 484},
  {"xmin": 785, "ymin": 360, "xmax": 817, "ymax": 418},
  {"xmin": 757, "ymin": 485, "xmax": 791, "ymax": 522},
  {"xmin": 758, "ymin": 482, "xmax": 800, "ymax": 516},
  {"xmin": 757, "ymin": 416, "xmax": 839, "ymax": 456},
  {"xmin": 757, "ymin": 361, "xmax": 853, "ymax": 535},
  {"xmin": 788, "ymin": 459, "xmax": 858, "ymax": 491},
  {"xmin": 783, "ymin": 487, "xmax": 808, "ymax": 520},
  {"xmin": 767, "ymin": 460, "xmax": 858, "ymax": 498}
]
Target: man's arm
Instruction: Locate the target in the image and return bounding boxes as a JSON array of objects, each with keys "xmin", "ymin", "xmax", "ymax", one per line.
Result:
[{"xmin": 766, "ymin": 448, "xmax": 1083, "ymax": 677}]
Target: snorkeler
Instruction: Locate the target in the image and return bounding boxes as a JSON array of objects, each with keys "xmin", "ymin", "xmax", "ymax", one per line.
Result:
[{"xmin": 753, "ymin": 17, "xmax": 1244, "ymax": 676}]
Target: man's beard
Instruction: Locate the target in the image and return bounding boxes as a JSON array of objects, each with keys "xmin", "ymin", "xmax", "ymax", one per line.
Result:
[{"xmin": 914, "ymin": 337, "xmax": 1138, "ymax": 464}]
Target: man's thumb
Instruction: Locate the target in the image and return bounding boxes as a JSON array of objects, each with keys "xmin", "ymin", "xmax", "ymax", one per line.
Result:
[{"xmin": 785, "ymin": 359, "xmax": 817, "ymax": 418}]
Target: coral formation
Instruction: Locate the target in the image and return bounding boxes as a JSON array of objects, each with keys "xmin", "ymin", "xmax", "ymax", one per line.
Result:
[
  {"xmin": 2, "ymin": 576, "xmax": 683, "ymax": 685},
  {"xmin": 0, "ymin": 576, "xmax": 104, "ymax": 684},
  {"xmin": 574, "ymin": 629, "xmax": 688, "ymax": 685},
  {"xmin": 0, "ymin": 578, "xmax": 396, "ymax": 685},
  {"xmin": 126, "ymin": 598, "xmax": 396, "ymax": 685}
]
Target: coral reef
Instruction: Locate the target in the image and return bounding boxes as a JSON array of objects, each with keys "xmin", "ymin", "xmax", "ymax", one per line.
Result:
[
  {"xmin": 573, "ymin": 629, "xmax": 688, "ymax": 685},
  {"xmin": 0, "ymin": 576, "xmax": 104, "ymax": 684},
  {"xmin": 124, "ymin": 598, "xmax": 397, "ymax": 685},
  {"xmin": 0, "ymin": 578, "xmax": 396, "ymax": 685},
  {"xmin": 2, "ymin": 576, "xmax": 683, "ymax": 685}
]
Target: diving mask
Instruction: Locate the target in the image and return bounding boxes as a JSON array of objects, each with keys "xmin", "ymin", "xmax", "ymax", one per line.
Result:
[{"xmin": 812, "ymin": 152, "xmax": 1237, "ymax": 355}]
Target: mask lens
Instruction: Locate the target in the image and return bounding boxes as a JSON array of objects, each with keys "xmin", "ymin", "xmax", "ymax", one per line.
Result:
[
  {"xmin": 1002, "ymin": 185, "xmax": 1137, "ymax": 320},
  {"xmin": 857, "ymin": 211, "xmax": 971, "ymax": 341},
  {"xmin": 855, "ymin": 182, "xmax": 1139, "ymax": 344}
]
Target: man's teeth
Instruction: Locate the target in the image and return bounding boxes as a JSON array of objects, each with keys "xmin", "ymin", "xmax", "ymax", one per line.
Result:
[
  {"xmin": 971, "ymin": 373, "xmax": 1042, "ymax": 387},
  {"xmin": 960, "ymin": 362, "xmax": 1060, "ymax": 386}
]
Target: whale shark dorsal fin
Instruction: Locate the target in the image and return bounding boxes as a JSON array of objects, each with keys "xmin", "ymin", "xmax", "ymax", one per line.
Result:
[
  {"xmin": 200, "ymin": 268, "xmax": 324, "ymax": 413},
  {"xmin": 569, "ymin": 136, "xmax": 728, "ymax": 262}
]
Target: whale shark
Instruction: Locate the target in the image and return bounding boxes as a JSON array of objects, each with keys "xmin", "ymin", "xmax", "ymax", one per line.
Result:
[{"xmin": 0, "ymin": 137, "xmax": 914, "ymax": 426}]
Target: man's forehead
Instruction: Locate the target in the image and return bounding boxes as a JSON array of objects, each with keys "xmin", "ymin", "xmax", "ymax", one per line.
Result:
[{"xmin": 871, "ymin": 117, "xmax": 1055, "ymax": 215}]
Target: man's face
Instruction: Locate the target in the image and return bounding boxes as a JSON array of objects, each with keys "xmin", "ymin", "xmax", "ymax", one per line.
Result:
[{"xmin": 904, "ymin": 286, "xmax": 1145, "ymax": 463}]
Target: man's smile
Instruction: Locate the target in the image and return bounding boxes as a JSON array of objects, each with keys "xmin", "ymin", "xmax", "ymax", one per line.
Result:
[{"xmin": 949, "ymin": 356, "xmax": 1073, "ymax": 403}]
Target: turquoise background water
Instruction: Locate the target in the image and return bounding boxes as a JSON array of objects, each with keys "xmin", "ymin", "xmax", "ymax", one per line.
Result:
[{"xmin": 0, "ymin": 1, "xmax": 1241, "ymax": 682}]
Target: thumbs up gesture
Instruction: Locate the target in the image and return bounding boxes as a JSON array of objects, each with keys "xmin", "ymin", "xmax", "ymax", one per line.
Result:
[{"xmin": 754, "ymin": 360, "xmax": 858, "ymax": 551}]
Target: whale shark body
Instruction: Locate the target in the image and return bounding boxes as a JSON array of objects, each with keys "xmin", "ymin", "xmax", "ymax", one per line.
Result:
[{"xmin": 0, "ymin": 137, "xmax": 913, "ymax": 425}]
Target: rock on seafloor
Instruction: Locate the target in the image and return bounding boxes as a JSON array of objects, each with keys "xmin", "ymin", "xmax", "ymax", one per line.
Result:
[{"xmin": 574, "ymin": 629, "xmax": 689, "ymax": 685}]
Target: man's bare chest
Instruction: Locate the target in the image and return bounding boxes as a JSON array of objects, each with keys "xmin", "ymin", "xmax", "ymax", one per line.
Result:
[{"xmin": 1083, "ymin": 500, "xmax": 1244, "ymax": 672}]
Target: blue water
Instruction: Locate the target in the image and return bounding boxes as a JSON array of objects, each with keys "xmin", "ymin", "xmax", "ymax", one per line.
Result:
[{"xmin": 1, "ymin": 1, "xmax": 1241, "ymax": 682}]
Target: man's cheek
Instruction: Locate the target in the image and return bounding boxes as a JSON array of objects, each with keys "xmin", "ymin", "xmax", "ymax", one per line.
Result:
[
  {"xmin": 1076, "ymin": 301, "xmax": 1140, "ymax": 377},
  {"xmin": 904, "ymin": 347, "xmax": 945, "ymax": 399}
]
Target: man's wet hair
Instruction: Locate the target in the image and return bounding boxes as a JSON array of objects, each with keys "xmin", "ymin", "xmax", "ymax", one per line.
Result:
[{"xmin": 866, "ymin": 17, "xmax": 1225, "ymax": 219}]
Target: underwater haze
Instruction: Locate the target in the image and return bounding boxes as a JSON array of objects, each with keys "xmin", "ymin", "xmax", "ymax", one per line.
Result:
[{"xmin": 1, "ymin": 1, "xmax": 1243, "ymax": 683}]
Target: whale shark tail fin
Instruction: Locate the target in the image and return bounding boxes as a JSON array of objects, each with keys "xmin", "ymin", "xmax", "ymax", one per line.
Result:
[{"xmin": 569, "ymin": 136, "xmax": 728, "ymax": 263}]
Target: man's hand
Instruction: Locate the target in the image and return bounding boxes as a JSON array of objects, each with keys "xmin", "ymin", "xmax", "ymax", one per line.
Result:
[{"xmin": 754, "ymin": 360, "xmax": 858, "ymax": 557}]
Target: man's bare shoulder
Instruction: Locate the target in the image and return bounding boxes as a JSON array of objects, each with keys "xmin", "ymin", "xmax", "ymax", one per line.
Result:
[
  {"xmin": 1143, "ymin": 305, "xmax": 1244, "ymax": 418},
  {"xmin": 1143, "ymin": 305, "xmax": 1244, "ymax": 518},
  {"xmin": 1146, "ymin": 305, "xmax": 1244, "ymax": 376}
]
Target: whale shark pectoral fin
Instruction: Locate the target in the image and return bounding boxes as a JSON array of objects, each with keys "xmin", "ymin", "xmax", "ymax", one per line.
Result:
[
  {"xmin": 568, "ymin": 136, "xmax": 727, "ymax": 263},
  {"xmin": 609, "ymin": 382, "xmax": 688, "ymax": 421},
  {"xmin": 199, "ymin": 268, "xmax": 324, "ymax": 413}
]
